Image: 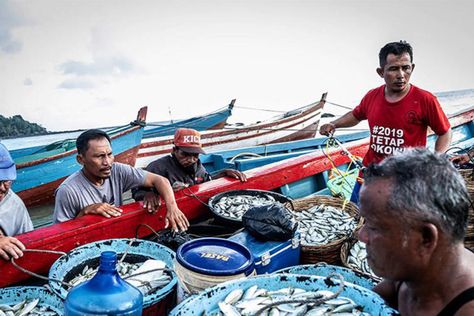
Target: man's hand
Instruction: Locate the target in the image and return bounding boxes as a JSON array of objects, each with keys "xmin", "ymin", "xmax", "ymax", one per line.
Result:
[
  {"xmin": 165, "ymin": 205, "xmax": 190, "ymax": 232},
  {"xmin": 0, "ymin": 236, "xmax": 26, "ymax": 260},
  {"xmin": 223, "ymin": 169, "xmax": 247, "ymax": 182},
  {"xmin": 450, "ymin": 154, "xmax": 471, "ymax": 166},
  {"xmin": 319, "ymin": 123, "xmax": 336, "ymax": 136},
  {"xmin": 82, "ymin": 203, "xmax": 123, "ymax": 218},
  {"xmin": 142, "ymin": 192, "xmax": 161, "ymax": 213}
]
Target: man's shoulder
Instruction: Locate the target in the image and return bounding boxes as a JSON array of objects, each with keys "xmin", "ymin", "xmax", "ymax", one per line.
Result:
[
  {"xmin": 146, "ymin": 155, "xmax": 173, "ymax": 172},
  {"xmin": 58, "ymin": 170, "xmax": 84, "ymax": 189},
  {"xmin": 410, "ymin": 85, "xmax": 437, "ymax": 100}
]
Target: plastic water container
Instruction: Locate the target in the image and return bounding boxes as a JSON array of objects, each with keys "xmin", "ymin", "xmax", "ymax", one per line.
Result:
[
  {"xmin": 170, "ymin": 274, "xmax": 397, "ymax": 315},
  {"xmin": 275, "ymin": 263, "xmax": 378, "ymax": 290},
  {"xmin": 64, "ymin": 251, "xmax": 143, "ymax": 316}
]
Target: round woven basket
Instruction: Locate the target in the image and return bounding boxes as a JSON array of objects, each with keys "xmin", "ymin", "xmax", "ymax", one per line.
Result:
[
  {"xmin": 458, "ymin": 168, "xmax": 474, "ymax": 250},
  {"xmin": 292, "ymin": 195, "xmax": 362, "ymax": 265},
  {"xmin": 340, "ymin": 238, "xmax": 381, "ymax": 283}
]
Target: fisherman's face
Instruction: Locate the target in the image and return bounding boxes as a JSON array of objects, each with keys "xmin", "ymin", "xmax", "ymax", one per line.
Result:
[
  {"xmin": 358, "ymin": 178, "xmax": 420, "ymax": 280},
  {"xmin": 0, "ymin": 180, "xmax": 12, "ymax": 202},
  {"xmin": 377, "ymin": 52, "xmax": 414, "ymax": 95},
  {"xmin": 174, "ymin": 148, "xmax": 199, "ymax": 168},
  {"xmin": 78, "ymin": 138, "xmax": 114, "ymax": 183}
]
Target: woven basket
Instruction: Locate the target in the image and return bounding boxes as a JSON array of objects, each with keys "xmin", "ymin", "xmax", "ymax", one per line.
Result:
[
  {"xmin": 292, "ymin": 195, "xmax": 362, "ymax": 265},
  {"xmin": 458, "ymin": 168, "xmax": 474, "ymax": 248},
  {"xmin": 340, "ymin": 238, "xmax": 381, "ymax": 283}
]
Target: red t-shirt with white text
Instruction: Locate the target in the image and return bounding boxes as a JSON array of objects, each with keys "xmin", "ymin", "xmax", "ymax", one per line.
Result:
[{"xmin": 352, "ymin": 85, "xmax": 450, "ymax": 166}]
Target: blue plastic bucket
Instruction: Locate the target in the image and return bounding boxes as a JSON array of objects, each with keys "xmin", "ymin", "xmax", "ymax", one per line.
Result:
[
  {"xmin": 175, "ymin": 237, "xmax": 255, "ymax": 301},
  {"xmin": 48, "ymin": 238, "xmax": 176, "ymax": 309},
  {"xmin": 274, "ymin": 263, "xmax": 378, "ymax": 290},
  {"xmin": 169, "ymin": 274, "xmax": 397, "ymax": 315},
  {"xmin": 0, "ymin": 286, "xmax": 63, "ymax": 315}
]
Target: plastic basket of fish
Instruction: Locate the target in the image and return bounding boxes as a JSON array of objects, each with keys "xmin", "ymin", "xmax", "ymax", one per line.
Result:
[
  {"xmin": 291, "ymin": 195, "xmax": 362, "ymax": 265},
  {"xmin": 169, "ymin": 273, "xmax": 398, "ymax": 315},
  {"xmin": 274, "ymin": 262, "xmax": 378, "ymax": 290},
  {"xmin": 208, "ymin": 189, "xmax": 293, "ymax": 226},
  {"xmin": 340, "ymin": 238, "xmax": 382, "ymax": 283},
  {"xmin": 48, "ymin": 238, "xmax": 177, "ymax": 309},
  {"xmin": 0, "ymin": 286, "xmax": 63, "ymax": 315}
]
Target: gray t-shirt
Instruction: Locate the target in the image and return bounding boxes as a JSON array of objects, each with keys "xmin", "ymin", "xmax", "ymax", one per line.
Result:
[
  {"xmin": 53, "ymin": 163, "xmax": 146, "ymax": 223},
  {"xmin": 0, "ymin": 190, "xmax": 34, "ymax": 236}
]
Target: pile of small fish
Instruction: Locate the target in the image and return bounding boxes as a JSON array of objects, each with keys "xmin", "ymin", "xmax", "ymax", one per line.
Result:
[
  {"xmin": 292, "ymin": 204, "xmax": 358, "ymax": 246},
  {"xmin": 68, "ymin": 260, "xmax": 172, "ymax": 294},
  {"xmin": 209, "ymin": 285, "xmax": 371, "ymax": 316},
  {"xmin": 346, "ymin": 241, "xmax": 378, "ymax": 279},
  {"xmin": 212, "ymin": 194, "xmax": 282, "ymax": 221},
  {"xmin": 0, "ymin": 299, "xmax": 58, "ymax": 316}
]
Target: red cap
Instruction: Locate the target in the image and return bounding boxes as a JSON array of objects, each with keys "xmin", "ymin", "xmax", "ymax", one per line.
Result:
[{"xmin": 174, "ymin": 128, "xmax": 206, "ymax": 154}]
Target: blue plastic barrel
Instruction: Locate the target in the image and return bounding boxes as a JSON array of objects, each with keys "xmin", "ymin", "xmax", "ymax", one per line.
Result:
[
  {"xmin": 175, "ymin": 237, "xmax": 255, "ymax": 300},
  {"xmin": 169, "ymin": 274, "xmax": 397, "ymax": 315},
  {"xmin": 48, "ymin": 238, "xmax": 176, "ymax": 309},
  {"xmin": 0, "ymin": 286, "xmax": 64, "ymax": 315},
  {"xmin": 64, "ymin": 251, "xmax": 143, "ymax": 315},
  {"xmin": 275, "ymin": 263, "xmax": 378, "ymax": 289}
]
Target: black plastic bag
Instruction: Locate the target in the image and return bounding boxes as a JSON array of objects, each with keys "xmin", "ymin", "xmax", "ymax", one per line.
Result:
[
  {"xmin": 151, "ymin": 229, "xmax": 192, "ymax": 251},
  {"xmin": 242, "ymin": 204, "xmax": 297, "ymax": 241}
]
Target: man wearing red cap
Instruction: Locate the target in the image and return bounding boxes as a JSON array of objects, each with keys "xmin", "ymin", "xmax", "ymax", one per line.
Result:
[
  {"xmin": 132, "ymin": 128, "xmax": 246, "ymax": 210},
  {"xmin": 0, "ymin": 143, "xmax": 33, "ymax": 260}
]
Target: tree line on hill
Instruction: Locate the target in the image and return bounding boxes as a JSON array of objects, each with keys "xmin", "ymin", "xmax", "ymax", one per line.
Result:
[{"xmin": 0, "ymin": 115, "xmax": 48, "ymax": 138}]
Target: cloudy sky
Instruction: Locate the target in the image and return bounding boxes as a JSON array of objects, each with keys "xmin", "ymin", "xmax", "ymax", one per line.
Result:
[{"xmin": 0, "ymin": 0, "xmax": 473, "ymax": 131}]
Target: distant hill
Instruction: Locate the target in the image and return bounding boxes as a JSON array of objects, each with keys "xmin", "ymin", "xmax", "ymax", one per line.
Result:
[{"xmin": 0, "ymin": 115, "xmax": 49, "ymax": 138}]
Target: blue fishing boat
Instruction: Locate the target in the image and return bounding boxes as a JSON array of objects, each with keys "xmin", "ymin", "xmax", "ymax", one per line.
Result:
[
  {"xmin": 200, "ymin": 130, "xmax": 370, "ymax": 173},
  {"xmin": 10, "ymin": 107, "xmax": 148, "ymax": 207},
  {"xmin": 143, "ymin": 100, "xmax": 234, "ymax": 139}
]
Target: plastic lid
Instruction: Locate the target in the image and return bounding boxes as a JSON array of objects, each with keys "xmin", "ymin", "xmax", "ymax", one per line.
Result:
[{"xmin": 176, "ymin": 238, "xmax": 254, "ymax": 276}]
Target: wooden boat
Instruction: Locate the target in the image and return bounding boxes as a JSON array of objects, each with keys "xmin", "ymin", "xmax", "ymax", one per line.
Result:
[
  {"xmin": 200, "ymin": 130, "xmax": 370, "ymax": 173},
  {"xmin": 2, "ymin": 104, "xmax": 473, "ymax": 288},
  {"xmin": 135, "ymin": 94, "xmax": 327, "ymax": 168},
  {"xmin": 143, "ymin": 100, "xmax": 234, "ymax": 139},
  {"xmin": 10, "ymin": 107, "xmax": 148, "ymax": 208}
]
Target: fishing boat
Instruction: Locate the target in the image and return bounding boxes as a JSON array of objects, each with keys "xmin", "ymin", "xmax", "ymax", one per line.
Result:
[
  {"xmin": 135, "ymin": 94, "xmax": 327, "ymax": 168},
  {"xmin": 143, "ymin": 100, "xmax": 234, "ymax": 139},
  {"xmin": 2, "ymin": 103, "xmax": 473, "ymax": 288},
  {"xmin": 200, "ymin": 130, "xmax": 370, "ymax": 173},
  {"xmin": 9, "ymin": 107, "xmax": 148, "ymax": 208}
]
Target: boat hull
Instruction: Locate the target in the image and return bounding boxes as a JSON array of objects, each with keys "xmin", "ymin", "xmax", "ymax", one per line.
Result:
[
  {"xmin": 136, "ymin": 97, "xmax": 325, "ymax": 168},
  {"xmin": 143, "ymin": 102, "xmax": 234, "ymax": 139},
  {"xmin": 12, "ymin": 109, "xmax": 147, "ymax": 208}
]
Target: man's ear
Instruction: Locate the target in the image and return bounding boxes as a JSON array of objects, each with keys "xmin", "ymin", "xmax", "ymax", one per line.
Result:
[
  {"xmin": 376, "ymin": 67, "xmax": 384, "ymax": 78},
  {"xmin": 420, "ymin": 223, "xmax": 439, "ymax": 255},
  {"xmin": 411, "ymin": 63, "xmax": 415, "ymax": 72},
  {"xmin": 76, "ymin": 154, "xmax": 84, "ymax": 165}
]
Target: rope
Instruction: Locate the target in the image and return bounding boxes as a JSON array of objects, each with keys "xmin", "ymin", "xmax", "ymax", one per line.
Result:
[
  {"xmin": 229, "ymin": 152, "xmax": 263, "ymax": 163},
  {"xmin": 322, "ymin": 137, "xmax": 363, "ymax": 201},
  {"xmin": 135, "ymin": 223, "xmax": 162, "ymax": 239},
  {"xmin": 10, "ymin": 249, "xmax": 72, "ymax": 287},
  {"xmin": 325, "ymin": 101, "xmax": 355, "ymax": 111},
  {"xmin": 182, "ymin": 187, "xmax": 212, "ymax": 208},
  {"xmin": 119, "ymin": 238, "xmax": 137, "ymax": 264},
  {"xmin": 255, "ymin": 273, "xmax": 346, "ymax": 315}
]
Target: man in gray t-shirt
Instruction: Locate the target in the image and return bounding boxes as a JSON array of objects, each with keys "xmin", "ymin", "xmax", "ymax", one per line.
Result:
[
  {"xmin": 0, "ymin": 143, "xmax": 33, "ymax": 260},
  {"xmin": 53, "ymin": 129, "xmax": 189, "ymax": 232}
]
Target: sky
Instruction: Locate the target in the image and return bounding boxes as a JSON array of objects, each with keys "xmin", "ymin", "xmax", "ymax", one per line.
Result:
[{"xmin": 0, "ymin": 0, "xmax": 473, "ymax": 131}]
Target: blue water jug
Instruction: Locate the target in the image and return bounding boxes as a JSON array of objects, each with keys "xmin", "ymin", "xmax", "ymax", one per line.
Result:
[{"xmin": 64, "ymin": 251, "xmax": 143, "ymax": 315}]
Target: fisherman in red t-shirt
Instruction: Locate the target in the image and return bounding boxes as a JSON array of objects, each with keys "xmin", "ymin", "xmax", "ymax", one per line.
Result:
[{"xmin": 319, "ymin": 40, "xmax": 452, "ymax": 203}]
